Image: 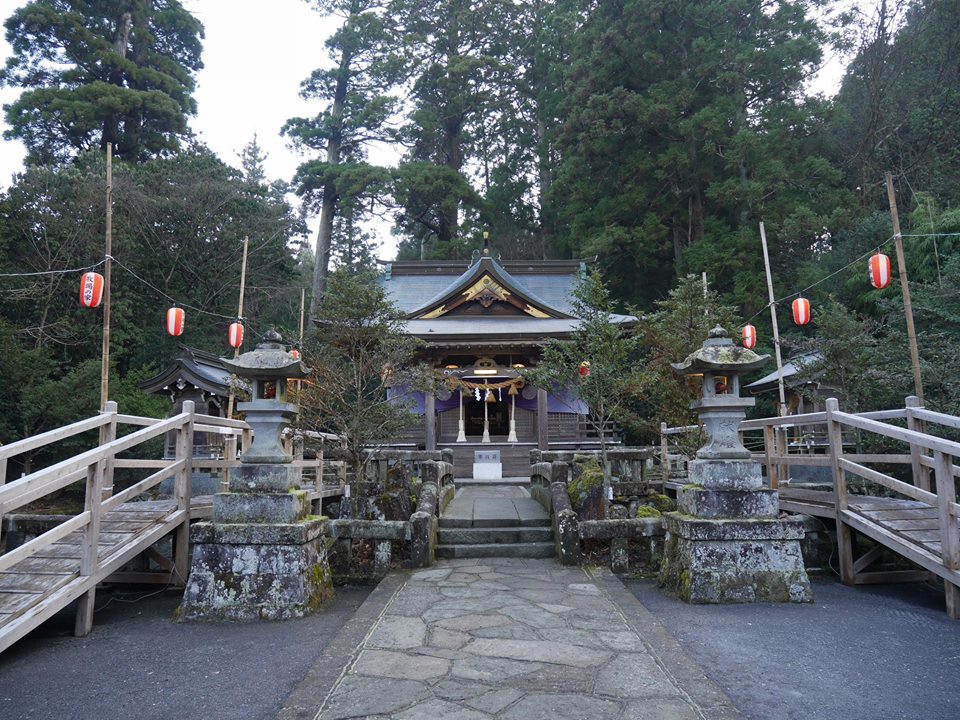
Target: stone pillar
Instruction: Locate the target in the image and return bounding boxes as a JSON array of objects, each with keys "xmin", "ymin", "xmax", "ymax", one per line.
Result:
[
  {"xmin": 425, "ymin": 390, "xmax": 436, "ymax": 451},
  {"xmin": 537, "ymin": 387, "xmax": 549, "ymax": 451}
]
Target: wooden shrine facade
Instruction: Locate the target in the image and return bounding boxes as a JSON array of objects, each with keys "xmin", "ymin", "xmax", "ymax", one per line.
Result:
[{"xmin": 379, "ymin": 245, "xmax": 635, "ymax": 451}]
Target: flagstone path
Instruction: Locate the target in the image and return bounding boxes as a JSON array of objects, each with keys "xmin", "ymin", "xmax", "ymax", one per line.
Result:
[{"xmin": 292, "ymin": 558, "xmax": 740, "ymax": 720}]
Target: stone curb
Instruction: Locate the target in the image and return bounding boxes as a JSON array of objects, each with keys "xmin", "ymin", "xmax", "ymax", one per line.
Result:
[
  {"xmin": 275, "ymin": 572, "xmax": 408, "ymax": 720},
  {"xmin": 586, "ymin": 566, "xmax": 744, "ymax": 720}
]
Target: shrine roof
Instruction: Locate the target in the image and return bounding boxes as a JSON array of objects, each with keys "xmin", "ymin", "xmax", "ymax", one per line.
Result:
[
  {"xmin": 139, "ymin": 345, "xmax": 242, "ymax": 396},
  {"xmin": 379, "ymin": 256, "xmax": 587, "ymax": 317}
]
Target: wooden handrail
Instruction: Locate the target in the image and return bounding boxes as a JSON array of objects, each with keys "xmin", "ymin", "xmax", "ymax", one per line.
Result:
[
  {"xmin": 0, "ymin": 510, "xmax": 91, "ymax": 573},
  {"xmin": 0, "ymin": 413, "xmax": 112, "ymax": 461}
]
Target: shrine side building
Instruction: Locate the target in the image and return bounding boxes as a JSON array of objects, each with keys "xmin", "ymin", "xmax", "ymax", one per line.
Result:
[{"xmin": 378, "ymin": 245, "xmax": 635, "ymax": 474}]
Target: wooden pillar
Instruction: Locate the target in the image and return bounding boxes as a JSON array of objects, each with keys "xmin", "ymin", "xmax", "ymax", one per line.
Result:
[
  {"xmin": 660, "ymin": 422, "xmax": 669, "ymax": 485},
  {"xmin": 100, "ymin": 400, "xmax": 118, "ymax": 500},
  {"xmin": 905, "ymin": 395, "xmax": 930, "ymax": 492},
  {"xmin": 933, "ymin": 450, "xmax": 960, "ymax": 618},
  {"xmin": 174, "ymin": 400, "xmax": 195, "ymax": 584},
  {"xmin": 425, "ymin": 391, "xmax": 436, "ymax": 451},
  {"xmin": 826, "ymin": 398, "xmax": 855, "ymax": 585},
  {"xmin": 537, "ymin": 387, "xmax": 549, "ymax": 451},
  {"xmin": 75, "ymin": 457, "xmax": 105, "ymax": 637}
]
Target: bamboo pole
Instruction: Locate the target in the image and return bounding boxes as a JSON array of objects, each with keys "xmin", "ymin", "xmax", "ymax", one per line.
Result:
[
  {"xmin": 885, "ymin": 172, "xmax": 924, "ymax": 403},
  {"xmin": 296, "ymin": 287, "xmax": 305, "ymax": 410},
  {"xmin": 99, "ymin": 143, "xmax": 113, "ymax": 411},
  {"xmin": 225, "ymin": 237, "xmax": 249, "ymax": 421},
  {"xmin": 222, "ymin": 237, "xmax": 248, "ymax": 491},
  {"xmin": 759, "ymin": 222, "xmax": 787, "ymax": 417}
]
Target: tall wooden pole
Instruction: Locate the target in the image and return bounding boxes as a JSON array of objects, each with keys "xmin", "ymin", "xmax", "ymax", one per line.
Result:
[
  {"xmin": 226, "ymin": 237, "xmax": 249, "ymax": 420},
  {"xmin": 296, "ymin": 287, "xmax": 305, "ymax": 409},
  {"xmin": 99, "ymin": 143, "xmax": 113, "ymax": 411},
  {"xmin": 759, "ymin": 222, "xmax": 788, "ymax": 417},
  {"xmin": 885, "ymin": 171, "xmax": 924, "ymax": 403}
]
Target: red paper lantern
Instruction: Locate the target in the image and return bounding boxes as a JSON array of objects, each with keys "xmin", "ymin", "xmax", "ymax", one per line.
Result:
[
  {"xmin": 228, "ymin": 322, "xmax": 244, "ymax": 349},
  {"xmin": 869, "ymin": 252, "xmax": 891, "ymax": 289},
  {"xmin": 79, "ymin": 272, "xmax": 104, "ymax": 308},
  {"xmin": 166, "ymin": 307, "xmax": 185, "ymax": 337},
  {"xmin": 579, "ymin": 360, "xmax": 591, "ymax": 377},
  {"xmin": 741, "ymin": 324, "xmax": 756, "ymax": 349},
  {"xmin": 792, "ymin": 297, "xmax": 811, "ymax": 326},
  {"xmin": 290, "ymin": 348, "xmax": 300, "ymax": 360}
]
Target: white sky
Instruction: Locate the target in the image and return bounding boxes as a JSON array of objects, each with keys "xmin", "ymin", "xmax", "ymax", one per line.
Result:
[{"xmin": 0, "ymin": 0, "xmax": 855, "ymax": 263}]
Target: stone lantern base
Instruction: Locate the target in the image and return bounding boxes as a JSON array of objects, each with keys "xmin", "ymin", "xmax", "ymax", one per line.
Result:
[
  {"xmin": 659, "ymin": 461, "xmax": 812, "ymax": 604},
  {"xmin": 177, "ymin": 464, "xmax": 334, "ymax": 622}
]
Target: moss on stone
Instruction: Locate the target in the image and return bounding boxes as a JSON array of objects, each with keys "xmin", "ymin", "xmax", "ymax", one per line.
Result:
[
  {"xmin": 635, "ymin": 506, "xmax": 662, "ymax": 519},
  {"xmin": 646, "ymin": 493, "xmax": 675, "ymax": 513},
  {"xmin": 567, "ymin": 459, "xmax": 604, "ymax": 513}
]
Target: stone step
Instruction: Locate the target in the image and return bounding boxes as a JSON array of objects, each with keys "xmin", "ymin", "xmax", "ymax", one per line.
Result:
[
  {"xmin": 438, "ymin": 515, "xmax": 551, "ymax": 529},
  {"xmin": 436, "ymin": 542, "xmax": 556, "ymax": 559},
  {"xmin": 438, "ymin": 526, "xmax": 553, "ymax": 545}
]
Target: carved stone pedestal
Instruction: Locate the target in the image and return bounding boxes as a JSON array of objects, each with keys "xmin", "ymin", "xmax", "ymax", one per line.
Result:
[
  {"xmin": 177, "ymin": 464, "xmax": 333, "ymax": 621},
  {"xmin": 659, "ymin": 459, "xmax": 812, "ymax": 604}
]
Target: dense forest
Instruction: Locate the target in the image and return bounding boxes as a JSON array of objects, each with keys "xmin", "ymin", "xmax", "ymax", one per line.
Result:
[{"xmin": 1, "ymin": 0, "xmax": 960, "ymax": 450}]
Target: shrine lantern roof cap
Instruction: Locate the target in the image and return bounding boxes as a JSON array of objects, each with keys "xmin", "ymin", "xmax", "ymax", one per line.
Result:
[
  {"xmin": 221, "ymin": 329, "xmax": 310, "ymax": 380},
  {"xmin": 671, "ymin": 325, "xmax": 769, "ymax": 376}
]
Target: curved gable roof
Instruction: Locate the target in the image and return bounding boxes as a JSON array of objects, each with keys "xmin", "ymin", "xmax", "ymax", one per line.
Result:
[{"xmin": 406, "ymin": 254, "xmax": 575, "ymax": 320}]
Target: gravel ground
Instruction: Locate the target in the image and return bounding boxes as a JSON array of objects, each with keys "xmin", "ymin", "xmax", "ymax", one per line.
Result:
[
  {"xmin": 626, "ymin": 575, "xmax": 960, "ymax": 720},
  {"xmin": 0, "ymin": 584, "xmax": 371, "ymax": 720}
]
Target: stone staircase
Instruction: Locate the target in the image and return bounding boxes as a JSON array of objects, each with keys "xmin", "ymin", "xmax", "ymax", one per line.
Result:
[{"xmin": 437, "ymin": 488, "xmax": 555, "ymax": 559}]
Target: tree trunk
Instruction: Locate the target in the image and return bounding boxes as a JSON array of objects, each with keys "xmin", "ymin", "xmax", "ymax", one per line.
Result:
[
  {"xmin": 102, "ymin": 10, "xmax": 133, "ymax": 153},
  {"xmin": 309, "ymin": 40, "xmax": 353, "ymax": 320}
]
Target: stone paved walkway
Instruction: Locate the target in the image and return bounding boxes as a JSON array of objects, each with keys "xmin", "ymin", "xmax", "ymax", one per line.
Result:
[
  {"xmin": 306, "ymin": 558, "xmax": 739, "ymax": 720},
  {"xmin": 441, "ymin": 486, "xmax": 548, "ymax": 527}
]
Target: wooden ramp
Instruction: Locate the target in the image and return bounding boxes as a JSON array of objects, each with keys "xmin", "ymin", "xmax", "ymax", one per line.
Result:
[
  {"xmin": 780, "ymin": 489, "xmax": 960, "ymax": 590},
  {"xmin": 663, "ymin": 397, "xmax": 960, "ymax": 617},
  {"xmin": 0, "ymin": 500, "xmax": 186, "ymax": 653}
]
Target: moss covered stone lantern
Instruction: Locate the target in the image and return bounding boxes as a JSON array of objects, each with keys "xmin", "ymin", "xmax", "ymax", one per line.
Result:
[
  {"xmin": 659, "ymin": 325, "xmax": 812, "ymax": 605},
  {"xmin": 178, "ymin": 329, "xmax": 332, "ymax": 622},
  {"xmin": 221, "ymin": 329, "xmax": 310, "ymax": 464}
]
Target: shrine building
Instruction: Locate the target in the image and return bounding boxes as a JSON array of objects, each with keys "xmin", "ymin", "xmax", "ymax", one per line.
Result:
[{"xmin": 378, "ymin": 243, "xmax": 636, "ymax": 477}]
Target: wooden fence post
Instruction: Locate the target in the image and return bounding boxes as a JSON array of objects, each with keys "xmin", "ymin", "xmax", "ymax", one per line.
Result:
[
  {"xmin": 905, "ymin": 395, "xmax": 931, "ymax": 492},
  {"xmin": 826, "ymin": 398, "xmax": 855, "ymax": 585},
  {"xmin": 173, "ymin": 400, "xmax": 195, "ymax": 584},
  {"xmin": 100, "ymin": 401, "xmax": 118, "ymax": 501},
  {"xmin": 75, "ymin": 458, "xmax": 105, "ymax": 637},
  {"xmin": 933, "ymin": 450, "xmax": 960, "ymax": 619},
  {"xmin": 763, "ymin": 424, "xmax": 777, "ymax": 488},
  {"xmin": 222, "ymin": 433, "xmax": 236, "ymax": 493},
  {"xmin": 660, "ymin": 422, "xmax": 669, "ymax": 485}
]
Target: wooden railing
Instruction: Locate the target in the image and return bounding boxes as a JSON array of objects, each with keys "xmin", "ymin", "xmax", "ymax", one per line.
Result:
[{"xmin": 0, "ymin": 400, "xmax": 212, "ymax": 635}]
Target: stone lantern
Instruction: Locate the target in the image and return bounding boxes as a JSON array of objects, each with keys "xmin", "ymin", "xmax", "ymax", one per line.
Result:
[
  {"xmin": 178, "ymin": 330, "xmax": 333, "ymax": 621},
  {"xmin": 659, "ymin": 326, "xmax": 812, "ymax": 604},
  {"xmin": 222, "ymin": 329, "xmax": 309, "ymax": 464}
]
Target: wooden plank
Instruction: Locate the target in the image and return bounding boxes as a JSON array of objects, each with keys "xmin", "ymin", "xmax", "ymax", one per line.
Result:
[
  {"xmin": 112, "ymin": 459, "xmax": 172, "ymax": 469},
  {"xmin": 836, "ymin": 410, "xmax": 960, "ymax": 458},
  {"xmin": 0, "ymin": 468, "xmax": 86, "ymax": 516},
  {"xmin": 0, "ymin": 572, "xmax": 74, "ymax": 593},
  {"xmin": 0, "ymin": 414, "xmax": 109, "ymax": 462},
  {"xmin": 780, "ymin": 500, "xmax": 835, "ymax": 518},
  {"xmin": 0, "ymin": 413, "xmax": 188, "ymax": 512},
  {"xmin": 103, "ymin": 571, "xmax": 177, "ymax": 586},
  {"xmin": 850, "ymin": 496, "xmax": 928, "ymax": 510},
  {"xmin": 101, "ymin": 459, "xmax": 185, "ymax": 512},
  {"xmin": 853, "ymin": 544, "xmax": 885, "ymax": 574},
  {"xmin": 780, "ymin": 488, "xmax": 834, "ymax": 503},
  {"xmin": 0, "ymin": 591, "xmax": 43, "ymax": 616},
  {"xmin": 859, "ymin": 508, "xmax": 939, "ymax": 521},
  {"xmin": 900, "ymin": 529, "xmax": 942, "ymax": 543},
  {"xmin": 854, "ymin": 570, "xmax": 931, "ymax": 585},
  {"xmin": 838, "ymin": 458, "xmax": 937, "ymax": 505},
  {"xmin": 0, "ymin": 511, "xmax": 91, "ymax": 573},
  {"xmin": 827, "ymin": 399, "xmax": 855, "ymax": 585},
  {"xmin": 911, "ymin": 407, "xmax": 960, "ymax": 431},
  {"xmin": 841, "ymin": 510, "xmax": 960, "ymax": 585},
  {"xmin": 884, "ymin": 519, "xmax": 940, "ymax": 532},
  {"xmin": 1, "ymin": 558, "xmax": 78, "ymax": 574}
]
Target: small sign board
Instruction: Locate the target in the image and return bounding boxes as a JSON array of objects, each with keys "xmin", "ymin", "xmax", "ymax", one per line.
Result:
[{"xmin": 475, "ymin": 450, "xmax": 501, "ymax": 464}]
